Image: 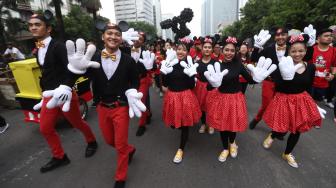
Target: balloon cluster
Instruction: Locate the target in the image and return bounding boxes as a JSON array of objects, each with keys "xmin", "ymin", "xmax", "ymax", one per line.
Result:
[{"xmin": 160, "ymin": 8, "xmax": 194, "ymax": 41}]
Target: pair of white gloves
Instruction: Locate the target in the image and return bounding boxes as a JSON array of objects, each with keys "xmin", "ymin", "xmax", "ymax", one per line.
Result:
[
  {"xmin": 160, "ymin": 49, "xmax": 199, "ymax": 77},
  {"xmin": 33, "ymin": 29, "xmax": 146, "ymax": 118},
  {"xmin": 253, "ymin": 24, "xmax": 316, "ymax": 49}
]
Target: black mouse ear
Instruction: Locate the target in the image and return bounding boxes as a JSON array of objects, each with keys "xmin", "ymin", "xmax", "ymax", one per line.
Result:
[
  {"xmin": 95, "ymin": 20, "xmax": 107, "ymax": 31},
  {"xmin": 118, "ymin": 21, "xmax": 129, "ymax": 32},
  {"xmin": 44, "ymin": 10, "xmax": 53, "ymax": 21}
]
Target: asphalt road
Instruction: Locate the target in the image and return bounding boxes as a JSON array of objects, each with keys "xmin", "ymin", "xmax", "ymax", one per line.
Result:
[{"xmin": 1, "ymin": 85, "xmax": 336, "ymax": 188}]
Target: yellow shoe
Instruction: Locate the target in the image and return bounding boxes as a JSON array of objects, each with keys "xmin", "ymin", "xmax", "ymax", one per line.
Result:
[
  {"xmin": 173, "ymin": 149, "xmax": 183, "ymax": 164},
  {"xmin": 218, "ymin": 150, "xmax": 229, "ymax": 162},
  {"xmin": 229, "ymin": 142, "xmax": 238, "ymax": 158},
  {"xmin": 208, "ymin": 127, "xmax": 215, "ymax": 135},
  {"xmin": 199, "ymin": 124, "xmax": 206, "ymax": 134},
  {"xmin": 263, "ymin": 133, "xmax": 274, "ymax": 149},
  {"xmin": 282, "ymin": 153, "xmax": 299, "ymax": 168}
]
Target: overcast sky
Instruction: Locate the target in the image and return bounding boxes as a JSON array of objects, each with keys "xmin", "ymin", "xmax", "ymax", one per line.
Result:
[{"xmin": 99, "ymin": 0, "xmax": 202, "ymax": 36}]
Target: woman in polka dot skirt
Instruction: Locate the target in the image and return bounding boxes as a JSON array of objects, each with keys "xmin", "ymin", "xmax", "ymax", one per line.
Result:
[
  {"xmin": 194, "ymin": 37, "xmax": 216, "ymax": 135},
  {"xmin": 205, "ymin": 36, "xmax": 277, "ymax": 163},
  {"xmin": 262, "ymin": 33, "xmax": 326, "ymax": 168},
  {"xmin": 160, "ymin": 40, "xmax": 201, "ymax": 164}
]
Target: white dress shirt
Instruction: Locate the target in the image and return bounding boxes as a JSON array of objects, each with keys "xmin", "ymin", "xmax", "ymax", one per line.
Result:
[
  {"xmin": 275, "ymin": 44, "xmax": 286, "ymax": 62},
  {"xmin": 37, "ymin": 36, "xmax": 52, "ymax": 66},
  {"xmin": 101, "ymin": 49, "xmax": 121, "ymax": 80}
]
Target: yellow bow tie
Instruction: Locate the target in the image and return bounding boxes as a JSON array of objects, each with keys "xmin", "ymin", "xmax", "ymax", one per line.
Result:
[
  {"xmin": 131, "ymin": 48, "xmax": 140, "ymax": 53},
  {"xmin": 35, "ymin": 41, "xmax": 45, "ymax": 48},
  {"xmin": 276, "ymin": 45, "xmax": 286, "ymax": 51},
  {"xmin": 102, "ymin": 51, "xmax": 117, "ymax": 61}
]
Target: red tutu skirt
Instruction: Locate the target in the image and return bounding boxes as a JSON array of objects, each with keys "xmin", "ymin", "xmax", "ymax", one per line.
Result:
[
  {"xmin": 163, "ymin": 89, "xmax": 201, "ymax": 128},
  {"xmin": 206, "ymin": 91, "xmax": 248, "ymax": 132},
  {"xmin": 263, "ymin": 92, "xmax": 322, "ymax": 133},
  {"xmin": 193, "ymin": 80, "xmax": 208, "ymax": 111}
]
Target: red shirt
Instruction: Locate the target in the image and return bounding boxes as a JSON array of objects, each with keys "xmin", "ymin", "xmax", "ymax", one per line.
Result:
[
  {"xmin": 154, "ymin": 51, "xmax": 163, "ymax": 75},
  {"xmin": 309, "ymin": 45, "xmax": 336, "ymax": 88},
  {"xmin": 211, "ymin": 53, "xmax": 224, "ymax": 62},
  {"xmin": 189, "ymin": 48, "xmax": 202, "ymax": 62}
]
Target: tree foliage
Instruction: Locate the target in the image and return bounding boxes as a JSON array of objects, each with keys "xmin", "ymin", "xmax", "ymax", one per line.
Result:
[{"xmin": 128, "ymin": 21, "xmax": 157, "ymax": 40}]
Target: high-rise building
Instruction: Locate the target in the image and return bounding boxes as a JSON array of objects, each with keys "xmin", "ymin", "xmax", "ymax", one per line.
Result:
[
  {"xmin": 201, "ymin": 0, "xmax": 239, "ymax": 36},
  {"xmin": 161, "ymin": 13, "xmax": 174, "ymax": 41},
  {"xmin": 114, "ymin": 0, "xmax": 154, "ymax": 25},
  {"xmin": 153, "ymin": 0, "xmax": 162, "ymax": 36}
]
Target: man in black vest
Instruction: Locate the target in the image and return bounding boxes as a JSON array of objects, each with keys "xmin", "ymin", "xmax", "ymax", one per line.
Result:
[
  {"xmin": 249, "ymin": 27, "xmax": 289, "ymax": 130},
  {"xmin": 28, "ymin": 13, "xmax": 98, "ymax": 173},
  {"xmin": 66, "ymin": 23, "xmax": 146, "ymax": 188}
]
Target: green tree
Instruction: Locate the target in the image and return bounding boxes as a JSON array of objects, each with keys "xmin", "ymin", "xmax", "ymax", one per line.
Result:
[
  {"xmin": 0, "ymin": 0, "xmax": 17, "ymax": 51},
  {"xmin": 78, "ymin": 0, "xmax": 102, "ymax": 21},
  {"xmin": 48, "ymin": 0, "xmax": 66, "ymax": 41}
]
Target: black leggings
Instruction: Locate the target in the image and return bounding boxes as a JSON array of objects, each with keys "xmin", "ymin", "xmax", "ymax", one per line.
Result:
[
  {"xmin": 271, "ymin": 131, "xmax": 301, "ymax": 154},
  {"xmin": 241, "ymin": 82, "xmax": 248, "ymax": 94},
  {"xmin": 220, "ymin": 131, "xmax": 236, "ymax": 150},
  {"xmin": 201, "ymin": 112, "xmax": 206, "ymax": 125},
  {"xmin": 179, "ymin": 127, "xmax": 189, "ymax": 150}
]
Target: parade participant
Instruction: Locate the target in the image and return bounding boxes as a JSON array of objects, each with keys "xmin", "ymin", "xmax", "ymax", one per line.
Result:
[
  {"xmin": 131, "ymin": 32, "xmax": 154, "ymax": 136},
  {"xmin": 249, "ymin": 27, "xmax": 289, "ymax": 130},
  {"xmin": 194, "ymin": 37, "xmax": 215, "ymax": 134},
  {"xmin": 211, "ymin": 41, "xmax": 224, "ymax": 62},
  {"xmin": 66, "ymin": 22, "xmax": 145, "ymax": 188},
  {"xmin": 238, "ymin": 42, "xmax": 252, "ymax": 93},
  {"xmin": 204, "ymin": 36, "xmax": 276, "ymax": 162},
  {"xmin": 189, "ymin": 37, "xmax": 203, "ymax": 61},
  {"xmin": 153, "ymin": 41, "xmax": 165, "ymax": 97},
  {"xmin": 3, "ymin": 42, "xmax": 25, "ymax": 61},
  {"xmin": 309, "ymin": 27, "xmax": 336, "ymax": 107},
  {"xmin": 161, "ymin": 38, "xmax": 201, "ymax": 164},
  {"xmin": 28, "ymin": 12, "xmax": 98, "ymax": 173},
  {"xmin": 262, "ymin": 34, "xmax": 326, "ymax": 168},
  {"xmin": 0, "ymin": 115, "xmax": 9, "ymax": 134}
]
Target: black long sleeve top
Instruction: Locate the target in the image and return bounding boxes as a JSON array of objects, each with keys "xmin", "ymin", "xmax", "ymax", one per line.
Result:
[
  {"xmin": 162, "ymin": 60, "xmax": 196, "ymax": 92},
  {"xmin": 196, "ymin": 59, "xmax": 215, "ymax": 82}
]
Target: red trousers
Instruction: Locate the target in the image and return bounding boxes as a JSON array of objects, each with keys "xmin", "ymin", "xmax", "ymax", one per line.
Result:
[
  {"xmin": 255, "ymin": 80, "xmax": 276, "ymax": 121},
  {"xmin": 97, "ymin": 105, "xmax": 135, "ymax": 181},
  {"xmin": 138, "ymin": 75, "xmax": 152, "ymax": 126},
  {"xmin": 39, "ymin": 93, "xmax": 96, "ymax": 159}
]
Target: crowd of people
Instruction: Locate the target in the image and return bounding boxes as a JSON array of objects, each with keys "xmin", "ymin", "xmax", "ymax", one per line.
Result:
[{"xmin": 1, "ymin": 10, "xmax": 336, "ymax": 188}]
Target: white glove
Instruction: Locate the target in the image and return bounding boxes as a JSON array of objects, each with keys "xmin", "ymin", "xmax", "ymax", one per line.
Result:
[
  {"xmin": 66, "ymin": 39, "xmax": 100, "ymax": 74},
  {"xmin": 125, "ymin": 89, "xmax": 147, "ymax": 118},
  {"xmin": 317, "ymin": 105, "xmax": 327, "ymax": 119},
  {"xmin": 304, "ymin": 24, "xmax": 316, "ymax": 47},
  {"xmin": 43, "ymin": 85, "xmax": 73, "ymax": 112},
  {"xmin": 122, "ymin": 28, "xmax": 139, "ymax": 45},
  {"xmin": 139, "ymin": 50, "xmax": 155, "ymax": 70},
  {"xmin": 160, "ymin": 49, "xmax": 178, "ymax": 75},
  {"xmin": 180, "ymin": 55, "xmax": 199, "ymax": 77},
  {"xmin": 247, "ymin": 56, "xmax": 277, "ymax": 83},
  {"xmin": 204, "ymin": 62, "xmax": 229, "ymax": 88},
  {"xmin": 32, "ymin": 90, "xmax": 54, "ymax": 110},
  {"xmin": 279, "ymin": 56, "xmax": 305, "ymax": 80},
  {"xmin": 166, "ymin": 49, "xmax": 177, "ymax": 62},
  {"xmin": 254, "ymin": 29, "xmax": 271, "ymax": 49}
]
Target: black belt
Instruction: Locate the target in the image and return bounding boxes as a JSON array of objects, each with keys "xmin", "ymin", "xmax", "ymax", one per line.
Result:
[{"xmin": 100, "ymin": 100, "xmax": 127, "ymax": 109}]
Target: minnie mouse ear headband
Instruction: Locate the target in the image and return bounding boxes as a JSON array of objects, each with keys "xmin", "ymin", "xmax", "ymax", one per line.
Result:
[
  {"xmin": 30, "ymin": 10, "xmax": 53, "ymax": 26},
  {"xmin": 223, "ymin": 36, "xmax": 238, "ymax": 46},
  {"xmin": 288, "ymin": 34, "xmax": 309, "ymax": 45},
  {"xmin": 95, "ymin": 20, "xmax": 130, "ymax": 33},
  {"xmin": 202, "ymin": 36, "xmax": 213, "ymax": 45},
  {"xmin": 193, "ymin": 36, "xmax": 202, "ymax": 45}
]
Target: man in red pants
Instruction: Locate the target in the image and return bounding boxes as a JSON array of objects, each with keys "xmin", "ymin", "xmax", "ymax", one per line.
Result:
[
  {"xmin": 249, "ymin": 27, "xmax": 289, "ymax": 130},
  {"xmin": 28, "ymin": 13, "xmax": 98, "ymax": 173},
  {"xmin": 66, "ymin": 22, "xmax": 146, "ymax": 188},
  {"xmin": 131, "ymin": 32, "xmax": 155, "ymax": 136}
]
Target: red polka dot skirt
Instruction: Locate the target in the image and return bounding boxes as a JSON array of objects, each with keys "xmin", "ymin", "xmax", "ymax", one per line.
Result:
[
  {"xmin": 206, "ymin": 91, "xmax": 248, "ymax": 132},
  {"xmin": 163, "ymin": 89, "xmax": 201, "ymax": 128},
  {"xmin": 263, "ymin": 91, "xmax": 322, "ymax": 133},
  {"xmin": 193, "ymin": 80, "xmax": 208, "ymax": 111}
]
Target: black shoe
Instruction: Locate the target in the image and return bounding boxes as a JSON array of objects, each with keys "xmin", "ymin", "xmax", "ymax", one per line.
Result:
[
  {"xmin": 40, "ymin": 154, "xmax": 70, "ymax": 173},
  {"xmin": 136, "ymin": 126, "xmax": 146, "ymax": 137},
  {"xmin": 114, "ymin": 181, "xmax": 126, "ymax": 188},
  {"xmin": 85, "ymin": 141, "xmax": 98, "ymax": 158},
  {"xmin": 128, "ymin": 148, "xmax": 136, "ymax": 164},
  {"xmin": 249, "ymin": 119, "xmax": 259, "ymax": 130}
]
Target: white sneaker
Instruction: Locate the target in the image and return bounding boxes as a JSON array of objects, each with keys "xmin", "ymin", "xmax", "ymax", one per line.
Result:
[
  {"xmin": 314, "ymin": 125, "xmax": 321, "ymax": 129},
  {"xmin": 263, "ymin": 133, "xmax": 274, "ymax": 149},
  {"xmin": 173, "ymin": 149, "xmax": 183, "ymax": 164},
  {"xmin": 0, "ymin": 123, "xmax": 9, "ymax": 134},
  {"xmin": 218, "ymin": 150, "xmax": 229, "ymax": 162},
  {"xmin": 282, "ymin": 153, "xmax": 299, "ymax": 168},
  {"xmin": 229, "ymin": 142, "xmax": 238, "ymax": 158},
  {"xmin": 208, "ymin": 127, "xmax": 215, "ymax": 135},
  {"xmin": 325, "ymin": 102, "xmax": 334, "ymax": 109},
  {"xmin": 199, "ymin": 124, "xmax": 206, "ymax": 134}
]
